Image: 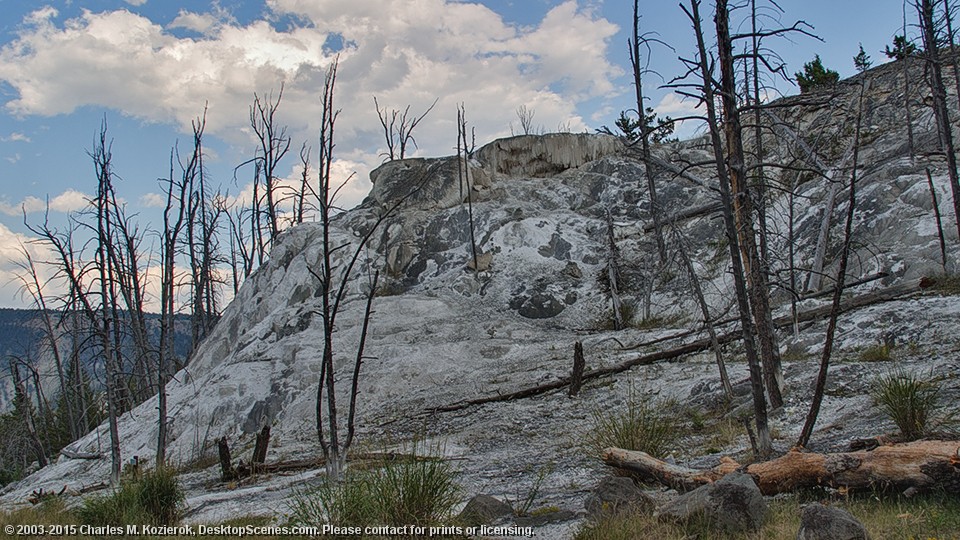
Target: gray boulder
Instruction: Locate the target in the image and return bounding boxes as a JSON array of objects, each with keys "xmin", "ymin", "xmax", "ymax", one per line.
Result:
[
  {"xmin": 457, "ymin": 494, "xmax": 514, "ymax": 526},
  {"xmin": 584, "ymin": 476, "xmax": 654, "ymax": 518},
  {"xmin": 797, "ymin": 503, "xmax": 870, "ymax": 540},
  {"xmin": 656, "ymin": 472, "xmax": 767, "ymax": 533}
]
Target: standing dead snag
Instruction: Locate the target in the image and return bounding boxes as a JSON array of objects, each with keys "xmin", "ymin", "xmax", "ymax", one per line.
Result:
[
  {"xmin": 678, "ymin": 0, "xmax": 772, "ymax": 457},
  {"xmin": 311, "ymin": 59, "xmax": 424, "ymax": 481},
  {"xmin": 569, "ymin": 342, "xmax": 586, "ymax": 397},
  {"xmin": 798, "ymin": 80, "xmax": 865, "ymax": 448},
  {"xmin": 374, "ymin": 96, "xmax": 438, "ymax": 161},
  {"xmin": 628, "ymin": 0, "xmax": 667, "ymax": 264},
  {"xmin": 916, "ymin": 0, "xmax": 960, "ymax": 239}
]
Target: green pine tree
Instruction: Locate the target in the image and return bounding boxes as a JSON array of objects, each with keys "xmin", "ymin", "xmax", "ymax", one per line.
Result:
[
  {"xmin": 795, "ymin": 55, "xmax": 840, "ymax": 93},
  {"xmin": 885, "ymin": 35, "xmax": 917, "ymax": 60},
  {"xmin": 854, "ymin": 43, "xmax": 872, "ymax": 72}
]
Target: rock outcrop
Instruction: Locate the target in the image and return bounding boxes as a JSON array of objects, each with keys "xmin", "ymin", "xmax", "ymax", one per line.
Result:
[{"xmin": 2, "ymin": 60, "xmax": 960, "ymax": 538}]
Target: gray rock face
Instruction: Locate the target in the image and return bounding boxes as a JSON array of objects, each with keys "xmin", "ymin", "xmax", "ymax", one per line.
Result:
[
  {"xmin": 657, "ymin": 473, "xmax": 767, "ymax": 533},
  {"xmin": 458, "ymin": 494, "xmax": 514, "ymax": 526},
  {"xmin": 477, "ymin": 133, "xmax": 623, "ymax": 179},
  {"xmin": 797, "ymin": 503, "xmax": 870, "ymax": 540},
  {"xmin": 584, "ymin": 476, "xmax": 654, "ymax": 518}
]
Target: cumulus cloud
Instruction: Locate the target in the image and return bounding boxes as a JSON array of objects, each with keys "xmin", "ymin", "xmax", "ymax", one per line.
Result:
[
  {"xmin": 0, "ymin": 189, "xmax": 91, "ymax": 216},
  {"xmin": 0, "ymin": 1, "xmax": 621, "ymax": 209}
]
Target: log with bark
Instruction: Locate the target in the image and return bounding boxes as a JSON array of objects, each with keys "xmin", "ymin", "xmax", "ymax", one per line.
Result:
[{"xmin": 603, "ymin": 440, "xmax": 960, "ymax": 495}]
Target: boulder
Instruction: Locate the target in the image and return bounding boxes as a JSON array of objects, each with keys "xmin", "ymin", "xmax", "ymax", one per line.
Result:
[
  {"xmin": 584, "ymin": 476, "xmax": 654, "ymax": 518},
  {"xmin": 656, "ymin": 472, "xmax": 767, "ymax": 533},
  {"xmin": 457, "ymin": 494, "xmax": 514, "ymax": 526},
  {"xmin": 797, "ymin": 503, "xmax": 870, "ymax": 540}
]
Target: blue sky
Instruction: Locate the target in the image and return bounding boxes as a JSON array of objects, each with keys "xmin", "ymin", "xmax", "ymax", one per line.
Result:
[{"xmin": 0, "ymin": 1, "xmax": 912, "ymax": 308}]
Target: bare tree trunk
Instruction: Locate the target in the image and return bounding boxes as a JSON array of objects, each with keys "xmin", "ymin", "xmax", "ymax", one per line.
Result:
[
  {"xmin": 629, "ymin": 0, "xmax": 666, "ymax": 263},
  {"xmin": 798, "ymin": 81, "xmax": 865, "ymax": 448},
  {"xmin": 683, "ymin": 0, "xmax": 772, "ymax": 457},
  {"xmin": 714, "ymin": 0, "xmax": 783, "ymax": 411},
  {"xmin": 603, "ymin": 440, "xmax": 960, "ymax": 495},
  {"xmin": 569, "ymin": 342, "xmax": 586, "ymax": 398},
  {"xmin": 918, "ymin": 0, "xmax": 960, "ymax": 239},
  {"xmin": 926, "ymin": 168, "xmax": 949, "ymax": 270},
  {"xmin": 605, "ymin": 207, "xmax": 625, "ymax": 330},
  {"xmin": 671, "ymin": 225, "xmax": 732, "ymax": 399}
]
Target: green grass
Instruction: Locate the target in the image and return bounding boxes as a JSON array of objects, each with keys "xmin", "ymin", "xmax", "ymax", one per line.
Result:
[
  {"xmin": 288, "ymin": 441, "xmax": 461, "ymax": 531},
  {"xmin": 587, "ymin": 389, "xmax": 679, "ymax": 459},
  {"xmin": 574, "ymin": 492, "xmax": 960, "ymax": 540},
  {"xmin": 74, "ymin": 466, "xmax": 183, "ymax": 527},
  {"xmin": 871, "ymin": 369, "xmax": 945, "ymax": 441}
]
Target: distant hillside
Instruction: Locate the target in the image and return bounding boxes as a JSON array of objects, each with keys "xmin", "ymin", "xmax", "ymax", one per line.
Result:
[{"xmin": 0, "ymin": 308, "xmax": 193, "ymax": 413}]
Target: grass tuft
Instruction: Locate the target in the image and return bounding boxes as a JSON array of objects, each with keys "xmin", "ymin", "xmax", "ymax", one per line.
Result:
[
  {"xmin": 76, "ymin": 466, "xmax": 183, "ymax": 527},
  {"xmin": 588, "ymin": 388, "xmax": 678, "ymax": 459},
  {"xmin": 871, "ymin": 369, "xmax": 942, "ymax": 440},
  {"xmin": 288, "ymin": 441, "xmax": 460, "ymax": 530}
]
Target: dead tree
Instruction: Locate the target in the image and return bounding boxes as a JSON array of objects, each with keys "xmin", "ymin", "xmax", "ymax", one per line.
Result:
[
  {"xmin": 678, "ymin": 0, "xmax": 772, "ymax": 457},
  {"xmin": 374, "ymin": 96, "xmax": 438, "ymax": 161},
  {"xmin": 514, "ymin": 105, "xmax": 541, "ymax": 136},
  {"xmin": 250, "ymin": 86, "xmax": 291, "ymax": 239},
  {"xmin": 15, "ymin": 245, "xmax": 78, "ymax": 442},
  {"xmin": 917, "ymin": 0, "xmax": 960, "ymax": 239},
  {"xmin": 669, "ymin": 224, "xmax": 732, "ymax": 399},
  {"xmin": 628, "ymin": 0, "xmax": 667, "ymax": 263},
  {"xmin": 798, "ymin": 80, "xmax": 865, "ymax": 448},
  {"xmin": 457, "ymin": 104, "xmax": 480, "ymax": 273},
  {"xmin": 314, "ymin": 60, "xmax": 429, "ymax": 480},
  {"xmin": 184, "ymin": 112, "xmax": 221, "ymax": 350},
  {"xmin": 603, "ymin": 440, "xmax": 960, "ymax": 495},
  {"xmin": 9, "ymin": 361, "xmax": 48, "ymax": 468}
]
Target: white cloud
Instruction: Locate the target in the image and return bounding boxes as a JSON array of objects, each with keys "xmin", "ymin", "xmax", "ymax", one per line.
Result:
[
  {"xmin": 653, "ymin": 92, "xmax": 706, "ymax": 140},
  {"xmin": 0, "ymin": 189, "xmax": 91, "ymax": 216},
  {"xmin": 0, "ymin": 1, "xmax": 620, "ymax": 209},
  {"xmin": 2, "ymin": 132, "xmax": 31, "ymax": 142},
  {"xmin": 139, "ymin": 192, "xmax": 167, "ymax": 208},
  {"xmin": 123, "ymin": 0, "xmax": 148, "ymax": 6}
]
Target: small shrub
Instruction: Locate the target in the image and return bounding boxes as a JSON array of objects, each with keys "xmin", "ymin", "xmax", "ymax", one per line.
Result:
[
  {"xmin": 588, "ymin": 388, "xmax": 678, "ymax": 458},
  {"xmin": 77, "ymin": 467, "xmax": 183, "ymax": 526},
  {"xmin": 871, "ymin": 370, "xmax": 942, "ymax": 440}
]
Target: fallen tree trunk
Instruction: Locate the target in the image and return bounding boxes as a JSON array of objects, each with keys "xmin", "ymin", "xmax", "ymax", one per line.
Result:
[
  {"xmin": 60, "ymin": 448, "xmax": 103, "ymax": 460},
  {"xmin": 603, "ymin": 440, "xmax": 960, "ymax": 495},
  {"xmin": 428, "ymin": 280, "xmax": 922, "ymax": 414}
]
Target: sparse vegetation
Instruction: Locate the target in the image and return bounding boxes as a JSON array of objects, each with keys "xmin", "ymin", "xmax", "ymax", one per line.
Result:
[
  {"xmin": 288, "ymin": 442, "xmax": 460, "ymax": 530},
  {"xmin": 574, "ymin": 492, "xmax": 960, "ymax": 540},
  {"xmin": 588, "ymin": 389, "xmax": 678, "ymax": 459},
  {"xmin": 76, "ymin": 466, "xmax": 183, "ymax": 527},
  {"xmin": 858, "ymin": 343, "xmax": 893, "ymax": 362},
  {"xmin": 928, "ymin": 273, "xmax": 960, "ymax": 295},
  {"xmin": 871, "ymin": 369, "xmax": 944, "ymax": 440}
]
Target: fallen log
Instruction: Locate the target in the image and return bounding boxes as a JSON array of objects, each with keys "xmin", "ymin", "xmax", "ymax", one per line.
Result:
[
  {"xmin": 429, "ymin": 280, "xmax": 923, "ymax": 414},
  {"xmin": 603, "ymin": 440, "xmax": 960, "ymax": 495},
  {"xmin": 59, "ymin": 448, "xmax": 103, "ymax": 460}
]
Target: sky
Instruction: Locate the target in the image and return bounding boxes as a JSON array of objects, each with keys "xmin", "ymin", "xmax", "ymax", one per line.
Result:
[{"xmin": 0, "ymin": 0, "xmax": 912, "ymax": 309}]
